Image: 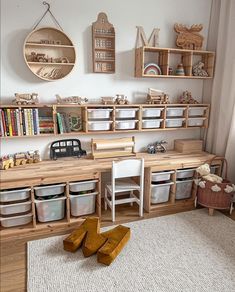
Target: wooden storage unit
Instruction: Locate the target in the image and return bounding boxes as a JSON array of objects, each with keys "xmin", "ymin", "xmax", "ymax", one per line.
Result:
[
  {"xmin": 135, "ymin": 46, "xmax": 215, "ymax": 78},
  {"xmin": 0, "ymin": 103, "xmax": 210, "ymax": 139},
  {"xmin": 92, "ymin": 12, "xmax": 115, "ymax": 73},
  {"xmin": 24, "ymin": 27, "xmax": 76, "ymax": 81}
]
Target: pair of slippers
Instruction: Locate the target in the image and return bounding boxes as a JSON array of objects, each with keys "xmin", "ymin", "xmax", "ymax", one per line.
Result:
[{"xmin": 63, "ymin": 217, "xmax": 130, "ymax": 265}]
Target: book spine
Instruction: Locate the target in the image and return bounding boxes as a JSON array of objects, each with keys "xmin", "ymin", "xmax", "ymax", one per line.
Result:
[
  {"xmin": 57, "ymin": 113, "xmax": 63, "ymax": 134},
  {"xmin": 7, "ymin": 109, "xmax": 13, "ymax": 136},
  {"xmin": 16, "ymin": 109, "xmax": 22, "ymax": 136},
  {"xmin": 1, "ymin": 109, "xmax": 7, "ymax": 136},
  {"xmin": 13, "ymin": 109, "xmax": 18, "ymax": 136},
  {"xmin": 10, "ymin": 109, "xmax": 15, "ymax": 136},
  {"xmin": 23, "ymin": 109, "xmax": 29, "ymax": 135},
  {"xmin": 27, "ymin": 109, "xmax": 32, "ymax": 135},
  {"xmin": 35, "ymin": 109, "xmax": 40, "ymax": 135},
  {"xmin": 3, "ymin": 109, "xmax": 10, "ymax": 136},
  {"xmin": 21, "ymin": 109, "xmax": 26, "ymax": 135},
  {"xmin": 32, "ymin": 109, "xmax": 37, "ymax": 135}
]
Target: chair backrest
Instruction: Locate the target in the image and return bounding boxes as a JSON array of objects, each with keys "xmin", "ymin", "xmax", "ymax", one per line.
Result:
[{"xmin": 112, "ymin": 158, "xmax": 144, "ymax": 180}]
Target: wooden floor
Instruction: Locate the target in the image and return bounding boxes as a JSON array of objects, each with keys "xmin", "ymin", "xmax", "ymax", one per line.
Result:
[{"xmin": 0, "ymin": 205, "xmax": 234, "ymax": 292}]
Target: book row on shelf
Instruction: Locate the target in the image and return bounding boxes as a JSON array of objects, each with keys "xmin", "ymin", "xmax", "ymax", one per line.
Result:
[{"xmin": 0, "ymin": 108, "xmax": 54, "ymax": 137}]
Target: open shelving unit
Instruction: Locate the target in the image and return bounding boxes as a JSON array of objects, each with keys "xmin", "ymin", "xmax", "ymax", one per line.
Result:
[
  {"xmin": 0, "ymin": 103, "xmax": 210, "ymax": 138},
  {"xmin": 24, "ymin": 27, "xmax": 76, "ymax": 81},
  {"xmin": 135, "ymin": 46, "xmax": 215, "ymax": 79}
]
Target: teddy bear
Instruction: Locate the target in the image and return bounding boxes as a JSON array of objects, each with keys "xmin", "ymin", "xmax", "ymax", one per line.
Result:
[{"xmin": 195, "ymin": 163, "xmax": 223, "ymax": 183}]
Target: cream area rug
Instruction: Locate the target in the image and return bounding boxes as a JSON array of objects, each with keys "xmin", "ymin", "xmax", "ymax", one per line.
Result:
[{"xmin": 28, "ymin": 209, "xmax": 235, "ymax": 292}]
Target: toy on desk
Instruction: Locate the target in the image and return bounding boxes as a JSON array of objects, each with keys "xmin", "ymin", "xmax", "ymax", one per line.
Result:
[
  {"xmin": 179, "ymin": 91, "xmax": 199, "ymax": 104},
  {"xmin": 115, "ymin": 94, "xmax": 129, "ymax": 105},
  {"xmin": 91, "ymin": 137, "xmax": 135, "ymax": 159},
  {"xmin": 13, "ymin": 93, "xmax": 39, "ymax": 105},
  {"xmin": 50, "ymin": 139, "xmax": 86, "ymax": 160},
  {"xmin": 0, "ymin": 155, "xmax": 14, "ymax": 170},
  {"xmin": 146, "ymin": 88, "xmax": 169, "ymax": 104},
  {"xmin": 147, "ymin": 140, "xmax": 167, "ymax": 154},
  {"xmin": 101, "ymin": 96, "xmax": 116, "ymax": 105},
  {"xmin": 192, "ymin": 61, "xmax": 208, "ymax": 77},
  {"xmin": 56, "ymin": 94, "xmax": 88, "ymax": 105},
  {"xmin": 174, "ymin": 23, "xmax": 204, "ymax": 50}
]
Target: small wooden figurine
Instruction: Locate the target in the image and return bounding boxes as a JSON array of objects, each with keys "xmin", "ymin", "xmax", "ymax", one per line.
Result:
[
  {"xmin": 101, "ymin": 96, "xmax": 115, "ymax": 105},
  {"xmin": 13, "ymin": 93, "xmax": 39, "ymax": 105},
  {"xmin": 115, "ymin": 95, "xmax": 129, "ymax": 105},
  {"xmin": 146, "ymin": 88, "xmax": 169, "ymax": 104},
  {"xmin": 192, "ymin": 61, "xmax": 208, "ymax": 77},
  {"xmin": 174, "ymin": 23, "xmax": 204, "ymax": 50},
  {"xmin": 56, "ymin": 94, "xmax": 88, "ymax": 105},
  {"xmin": 0, "ymin": 155, "xmax": 14, "ymax": 170},
  {"xmin": 179, "ymin": 91, "xmax": 199, "ymax": 104},
  {"xmin": 175, "ymin": 63, "xmax": 185, "ymax": 76}
]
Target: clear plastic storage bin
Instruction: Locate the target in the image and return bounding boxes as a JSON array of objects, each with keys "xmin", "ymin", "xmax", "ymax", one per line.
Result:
[
  {"xmin": 142, "ymin": 108, "xmax": 164, "ymax": 118},
  {"xmin": 165, "ymin": 118, "xmax": 185, "ymax": 128},
  {"xmin": 0, "ymin": 213, "xmax": 33, "ymax": 228},
  {"xmin": 188, "ymin": 107, "xmax": 207, "ymax": 117},
  {"xmin": 88, "ymin": 121, "xmax": 112, "ymax": 131},
  {"xmin": 0, "ymin": 201, "xmax": 31, "ymax": 216},
  {"xmin": 69, "ymin": 180, "xmax": 97, "ymax": 193},
  {"xmin": 142, "ymin": 119, "xmax": 162, "ymax": 129},
  {"xmin": 151, "ymin": 182, "xmax": 174, "ymax": 204},
  {"xmin": 166, "ymin": 107, "xmax": 186, "ymax": 117},
  {"xmin": 87, "ymin": 109, "xmax": 112, "ymax": 120},
  {"xmin": 70, "ymin": 192, "xmax": 97, "ymax": 216},
  {"xmin": 34, "ymin": 184, "xmax": 65, "ymax": 197},
  {"xmin": 188, "ymin": 118, "xmax": 205, "ymax": 127},
  {"xmin": 115, "ymin": 120, "xmax": 137, "ymax": 130},
  {"xmin": 0, "ymin": 188, "xmax": 31, "ymax": 203},
  {"xmin": 115, "ymin": 108, "xmax": 138, "ymax": 119},
  {"xmin": 176, "ymin": 169, "xmax": 195, "ymax": 179},
  {"xmin": 175, "ymin": 179, "xmax": 193, "ymax": 200},
  {"xmin": 35, "ymin": 197, "xmax": 66, "ymax": 222},
  {"xmin": 152, "ymin": 171, "xmax": 174, "ymax": 182}
]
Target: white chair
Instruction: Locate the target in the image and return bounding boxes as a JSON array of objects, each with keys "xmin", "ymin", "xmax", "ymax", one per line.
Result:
[{"xmin": 104, "ymin": 158, "xmax": 144, "ymax": 222}]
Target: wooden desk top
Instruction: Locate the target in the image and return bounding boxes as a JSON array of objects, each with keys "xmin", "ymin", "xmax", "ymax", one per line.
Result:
[{"xmin": 0, "ymin": 151, "xmax": 219, "ymax": 189}]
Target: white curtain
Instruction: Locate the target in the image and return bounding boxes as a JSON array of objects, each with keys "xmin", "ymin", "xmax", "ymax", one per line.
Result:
[{"xmin": 205, "ymin": 0, "xmax": 235, "ymax": 182}]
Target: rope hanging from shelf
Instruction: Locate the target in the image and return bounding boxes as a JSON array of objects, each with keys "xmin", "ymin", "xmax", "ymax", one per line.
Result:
[{"xmin": 33, "ymin": 1, "xmax": 63, "ymax": 31}]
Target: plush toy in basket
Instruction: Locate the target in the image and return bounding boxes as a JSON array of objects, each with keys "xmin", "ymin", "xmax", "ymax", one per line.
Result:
[{"xmin": 195, "ymin": 158, "xmax": 234, "ymax": 215}]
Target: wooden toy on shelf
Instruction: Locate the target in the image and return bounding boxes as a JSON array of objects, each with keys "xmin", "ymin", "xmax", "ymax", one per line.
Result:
[
  {"xmin": 192, "ymin": 61, "xmax": 209, "ymax": 77},
  {"xmin": 115, "ymin": 95, "xmax": 129, "ymax": 105},
  {"xmin": 0, "ymin": 155, "xmax": 14, "ymax": 170},
  {"xmin": 101, "ymin": 96, "xmax": 115, "ymax": 105},
  {"xmin": 146, "ymin": 88, "xmax": 169, "ymax": 104},
  {"xmin": 92, "ymin": 12, "xmax": 115, "ymax": 73},
  {"xmin": 56, "ymin": 94, "xmax": 88, "ymax": 105},
  {"xmin": 50, "ymin": 139, "xmax": 86, "ymax": 160},
  {"xmin": 179, "ymin": 91, "xmax": 199, "ymax": 104},
  {"xmin": 174, "ymin": 23, "xmax": 204, "ymax": 50},
  {"xmin": 13, "ymin": 93, "xmax": 39, "ymax": 105},
  {"xmin": 175, "ymin": 63, "xmax": 185, "ymax": 76},
  {"xmin": 91, "ymin": 137, "xmax": 136, "ymax": 159}
]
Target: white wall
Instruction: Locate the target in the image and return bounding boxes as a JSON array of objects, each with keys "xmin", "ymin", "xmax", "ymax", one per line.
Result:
[{"xmin": 0, "ymin": 0, "xmax": 212, "ymax": 158}]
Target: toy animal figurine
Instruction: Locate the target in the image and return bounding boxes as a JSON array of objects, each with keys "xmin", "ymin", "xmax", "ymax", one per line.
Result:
[
  {"xmin": 115, "ymin": 95, "xmax": 129, "ymax": 105},
  {"xmin": 147, "ymin": 140, "xmax": 167, "ymax": 154},
  {"xmin": 192, "ymin": 61, "xmax": 208, "ymax": 77},
  {"xmin": 179, "ymin": 91, "xmax": 199, "ymax": 104},
  {"xmin": 56, "ymin": 94, "xmax": 88, "ymax": 105},
  {"xmin": 155, "ymin": 140, "xmax": 167, "ymax": 153},
  {"xmin": 0, "ymin": 155, "xmax": 14, "ymax": 170},
  {"xmin": 13, "ymin": 93, "xmax": 39, "ymax": 105},
  {"xmin": 146, "ymin": 88, "xmax": 169, "ymax": 104},
  {"xmin": 101, "ymin": 96, "xmax": 115, "ymax": 105},
  {"xmin": 174, "ymin": 23, "xmax": 204, "ymax": 50}
]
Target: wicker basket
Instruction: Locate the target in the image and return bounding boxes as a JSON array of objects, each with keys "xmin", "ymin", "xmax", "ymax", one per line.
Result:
[{"xmin": 196, "ymin": 158, "xmax": 234, "ymax": 215}]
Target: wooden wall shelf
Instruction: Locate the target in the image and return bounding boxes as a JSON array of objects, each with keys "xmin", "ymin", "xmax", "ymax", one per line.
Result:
[
  {"xmin": 0, "ymin": 103, "xmax": 210, "ymax": 138},
  {"xmin": 23, "ymin": 27, "xmax": 76, "ymax": 81},
  {"xmin": 135, "ymin": 46, "xmax": 215, "ymax": 79}
]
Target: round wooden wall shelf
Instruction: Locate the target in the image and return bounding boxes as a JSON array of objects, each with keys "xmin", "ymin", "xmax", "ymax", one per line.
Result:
[{"xmin": 23, "ymin": 27, "xmax": 76, "ymax": 81}]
